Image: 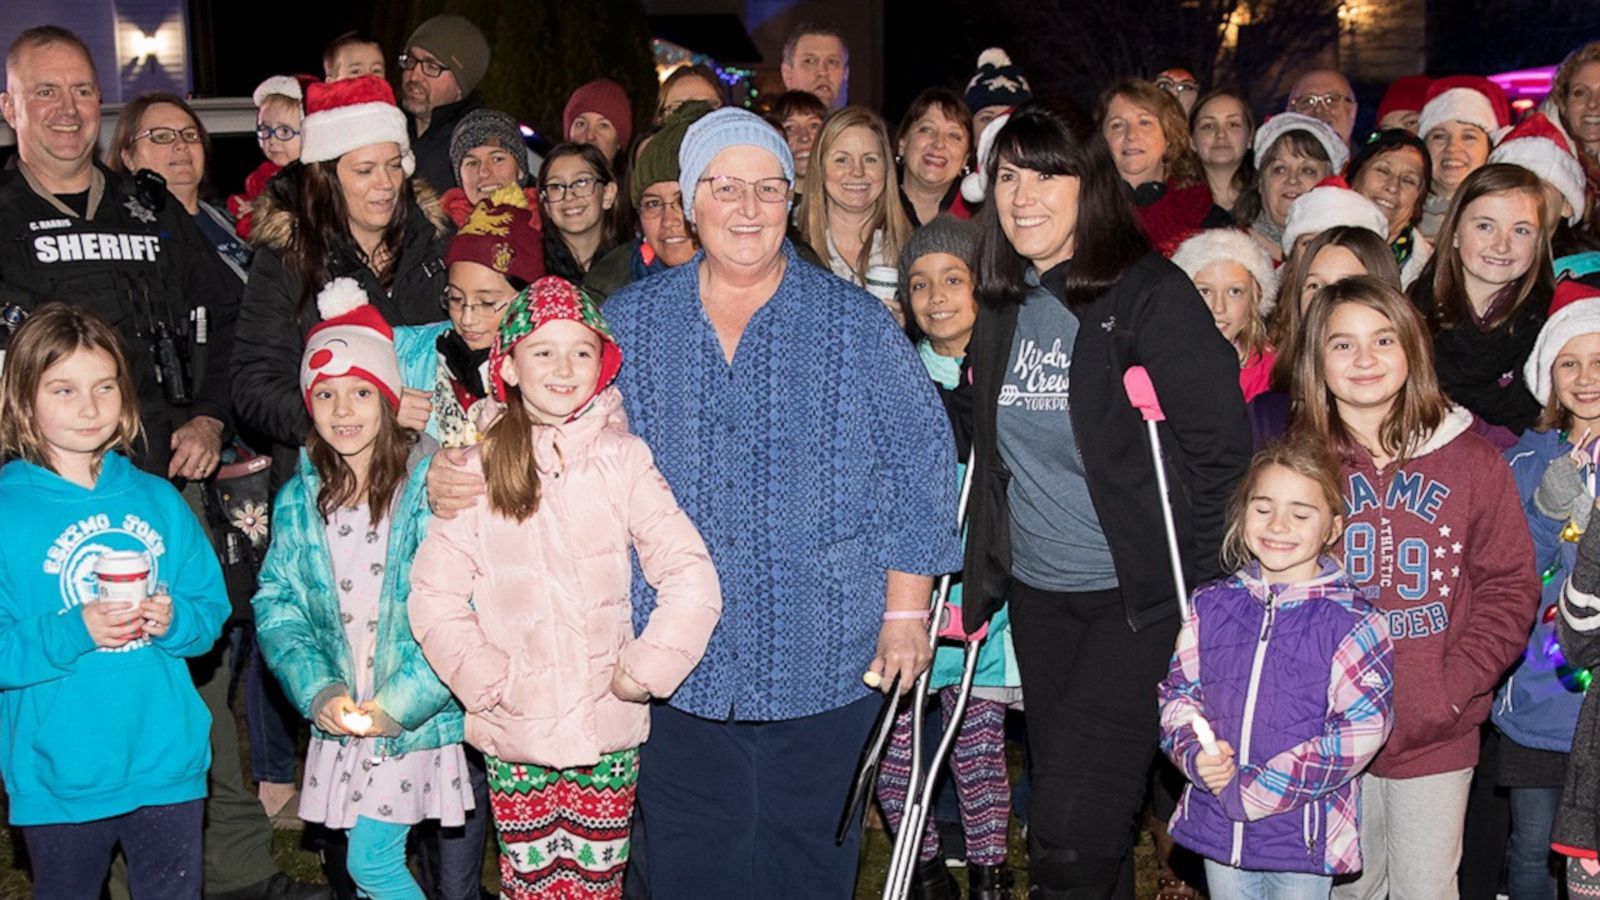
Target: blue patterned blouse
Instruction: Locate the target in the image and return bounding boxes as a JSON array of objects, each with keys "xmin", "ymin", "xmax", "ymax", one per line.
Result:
[{"xmin": 604, "ymin": 243, "xmax": 963, "ymax": 721}]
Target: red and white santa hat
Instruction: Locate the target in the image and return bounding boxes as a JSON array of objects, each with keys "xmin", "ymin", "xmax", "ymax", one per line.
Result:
[
  {"xmin": 1280, "ymin": 176, "xmax": 1389, "ymax": 254},
  {"xmin": 1524, "ymin": 280, "xmax": 1600, "ymax": 404},
  {"xmin": 300, "ymin": 278, "xmax": 403, "ymax": 412},
  {"xmin": 1489, "ymin": 112, "xmax": 1588, "ymax": 226},
  {"xmin": 252, "ymin": 75, "xmax": 304, "ymax": 108},
  {"xmin": 299, "ymin": 75, "xmax": 414, "ymax": 175},
  {"xmin": 1417, "ymin": 75, "xmax": 1511, "ymax": 145}
]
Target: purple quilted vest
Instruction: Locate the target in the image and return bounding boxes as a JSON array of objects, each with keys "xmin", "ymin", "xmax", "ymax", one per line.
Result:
[{"xmin": 1169, "ymin": 568, "xmax": 1371, "ymax": 874}]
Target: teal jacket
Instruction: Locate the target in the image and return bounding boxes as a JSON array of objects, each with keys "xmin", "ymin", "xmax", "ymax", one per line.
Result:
[
  {"xmin": 0, "ymin": 453, "xmax": 228, "ymax": 825},
  {"xmin": 251, "ymin": 443, "xmax": 463, "ymax": 755},
  {"xmin": 394, "ymin": 321, "xmax": 453, "ymax": 443}
]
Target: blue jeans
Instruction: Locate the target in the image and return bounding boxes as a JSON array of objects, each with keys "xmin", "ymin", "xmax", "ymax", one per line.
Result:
[
  {"xmin": 1507, "ymin": 786, "xmax": 1562, "ymax": 900},
  {"xmin": 240, "ymin": 624, "xmax": 300, "ymax": 784},
  {"xmin": 1204, "ymin": 860, "xmax": 1331, "ymax": 900},
  {"xmin": 346, "ymin": 817, "xmax": 423, "ymax": 900}
]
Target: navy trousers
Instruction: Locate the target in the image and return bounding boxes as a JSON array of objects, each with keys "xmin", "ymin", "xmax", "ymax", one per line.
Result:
[
  {"xmin": 638, "ymin": 695, "xmax": 880, "ymax": 899},
  {"xmin": 24, "ymin": 799, "xmax": 204, "ymax": 900}
]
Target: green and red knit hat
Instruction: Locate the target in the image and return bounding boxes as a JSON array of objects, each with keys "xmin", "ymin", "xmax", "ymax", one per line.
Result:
[{"xmin": 489, "ymin": 276, "xmax": 622, "ymax": 418}]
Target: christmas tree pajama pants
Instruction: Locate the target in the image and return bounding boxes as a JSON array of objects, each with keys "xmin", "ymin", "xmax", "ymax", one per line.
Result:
[{"xmin": 485, "ymin": 749, "xmax": 639, "ymax": 900}]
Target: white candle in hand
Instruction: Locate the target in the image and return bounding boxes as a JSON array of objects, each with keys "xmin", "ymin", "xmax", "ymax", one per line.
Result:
[
  {"xmin": 341, "ymin": 710, "xmax": 374, "ymax": 735},
  {"xmin": 1191, "ymin": 715, "xmax": 1221, "ymax": 756}
]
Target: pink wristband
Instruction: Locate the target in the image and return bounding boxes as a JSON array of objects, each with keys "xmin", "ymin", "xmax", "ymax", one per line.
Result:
[{"xmin": 883, "ymin": 609, "xmax": 931, "ymax": 621}]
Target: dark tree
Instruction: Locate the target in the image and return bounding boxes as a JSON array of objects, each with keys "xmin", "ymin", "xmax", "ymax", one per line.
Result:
[{"xmin": 372, "ymin": 0, "xmax": 657, "ymax": 145}]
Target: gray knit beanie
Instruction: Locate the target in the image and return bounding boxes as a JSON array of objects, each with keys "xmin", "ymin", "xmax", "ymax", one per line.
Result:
[
  {"xmin": 899, "ymin": 215, "xmax": 978, "ymax": 297},
  {"xmin": 449, "ymin": 109, "xmax": 526, "ymax": 186},
  {"xmin": 677, "ymin": 107, "xmax": 794, "ymax": 223},
  {"xmin": 405, "ymin": 14, "xmax": 491, "ymax": 97}
]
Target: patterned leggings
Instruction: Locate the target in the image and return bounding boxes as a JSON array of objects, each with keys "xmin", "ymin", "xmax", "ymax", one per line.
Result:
[
  {"xmin": 874, "ymin": 690, "xmax": 1011, "ymax": 865},
  {"xmin": 485, "ymin": 748, "xmax": 639, "ymax": 900}
]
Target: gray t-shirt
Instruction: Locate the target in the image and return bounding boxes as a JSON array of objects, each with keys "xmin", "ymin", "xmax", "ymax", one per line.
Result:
[{"xmin": 996, "ymin": 288, "xmax": 1118, "ymax": 592}]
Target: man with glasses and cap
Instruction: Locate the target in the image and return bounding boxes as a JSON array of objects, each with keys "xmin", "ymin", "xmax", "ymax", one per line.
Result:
[{"xmin": 399, "ymin": 14, "xmax": 492, "ymax": 195}]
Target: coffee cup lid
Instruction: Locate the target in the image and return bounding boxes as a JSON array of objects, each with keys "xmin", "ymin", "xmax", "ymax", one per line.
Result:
[{"xmin": 95, "ymin": 550, "xmax": 151, "ymax": 577}]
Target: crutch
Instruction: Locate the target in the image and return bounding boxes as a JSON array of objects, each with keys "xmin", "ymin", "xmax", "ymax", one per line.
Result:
[
  {"xmin": 836, "ymin": 456, "xmax": 977, "ymax": 849},
  {"xmin": 1125, "ymin": 368, "xmax": 1223, "ymax": 753},
  {"xmin": 880, "ymin": 461, "xmax": 986, "ymax": 900},
  {"xmin": 1122, "ymin": 365, "xmax": 1191, "ymax": 620}
]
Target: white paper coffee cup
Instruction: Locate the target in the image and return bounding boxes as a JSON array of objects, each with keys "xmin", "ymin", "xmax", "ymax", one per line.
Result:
[{"xmin": 94, "ymin": 551, "xmax": 150, "ymax": 608}]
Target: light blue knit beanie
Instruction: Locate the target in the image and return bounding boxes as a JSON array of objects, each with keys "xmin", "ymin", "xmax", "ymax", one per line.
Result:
[{"xmin": 677, "ymin": 107, "xmax": 795, "ymax": 223}]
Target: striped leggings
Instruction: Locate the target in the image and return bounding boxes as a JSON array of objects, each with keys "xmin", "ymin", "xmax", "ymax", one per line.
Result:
[
  {"xmin": 875, "ymin": 690, "xmax": 1011, "ymax": 865},
  {"xmin": 485, "ymin": 749, "xmax": 639, "ymax": 900}
]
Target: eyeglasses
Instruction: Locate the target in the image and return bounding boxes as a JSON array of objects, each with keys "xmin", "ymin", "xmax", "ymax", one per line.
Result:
[
  {"xmin": 1290, "ymin": 93, "xmax": 1354, "ymax": 113},
  {"xmin": 638, "ymin": 195, "xmax": 684, "ymax": 218},
  {"xmin": 440, "ymin": 290, "xmax": 511, "ymax": 318},
  {"xmin": 1156, "ymin": 79, "xmax": 1197, "ymax": 94},
  {"xmin": 255, "ymin": 123, "xmax": 300, "ymax": 142},
  {"xmin": 697, "ymin": 175, "xmax": 791, "ymax": 204},
  {"xmin": 539, "ymin": 175, "xmax": 603, "ymax": 202},
  {"xmin": 397, "ymin": 53, "xmax": 451, "ymax": 78},
  {"xmin": 134, "ymin": 126, "xmax": 201, "ymax": 146}
]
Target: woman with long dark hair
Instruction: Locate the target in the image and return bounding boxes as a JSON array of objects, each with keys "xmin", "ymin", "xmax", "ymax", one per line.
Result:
[
  {"xmin": 963, "ymin": 98, "xmax": 1251, "ymax": 897},
  {"xmin": 537, "ymin": 142, "xmax": 626, "ymax": 283},
  {"xmin": 235, "ymin": 76, "xmax": 451, "ymax": 487}
]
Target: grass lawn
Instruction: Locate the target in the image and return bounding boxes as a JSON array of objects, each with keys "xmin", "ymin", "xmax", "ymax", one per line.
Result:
[{"xmin": 0, "ymin": 691, "xmax": 1165, "ymax": 899}]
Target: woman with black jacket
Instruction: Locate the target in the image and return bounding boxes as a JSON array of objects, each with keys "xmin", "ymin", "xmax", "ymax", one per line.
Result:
[
  {"xmin": 233, "ymin": 77, "xmax": 453, "ymax": 488},
  {"xmin": 963, "ymin": 99, "xmax": 1252, "ymax": 898}
]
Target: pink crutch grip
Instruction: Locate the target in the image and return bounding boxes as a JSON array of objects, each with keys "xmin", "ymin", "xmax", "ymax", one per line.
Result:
[
  {"xmin": 937, "ymin": 603, "xmax": 989, "ymax": 642},
  {"xmin": 1123, "ymin": 366, "xmax": 1166, "ymax": 422}
]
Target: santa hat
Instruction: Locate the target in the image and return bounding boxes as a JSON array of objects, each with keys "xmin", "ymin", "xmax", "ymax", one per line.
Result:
[
  {"xmin": 960, "ymin": 111, "xmax": 1012, "ymax": 204},
  {"xmin": 299, "ymin": 75, "xmax": 414, "ymax": 175},
  {"xmin": 964, "ymin": 48, "xmax": 1032, "ymax": 114},
  {"xmin": 301, "ymin": 279, "xmax": 403, "ymax": 412},
  {"xmin": 1524, "ymin": 280, "xmax": 1600, "ymax": 404},
  {"xmin": 489, "ymin": 277, "xmax": 623, "ymax": 420},
  {"xmin": 1375, "ymin": 75, "xmax": 1433, "ymax": 125},
  {"xmin": 1253, "ymin": 112, "xmax": 1349, "ymax": 172},
  {"xmin": 1489, "ymin": 112, "xmax": 1587, "ymax": 225},
  {"xmin": 1417, "ymin": 75, "xmax": 1511, "ymax": 144},
  {"xmin": 252, "ymin": 75, "xmax": 305, "ymax": 108},
  {"xmin": 1171, "ymin": 228, "xmax": 1282, "ymax": 318},
  {"xmin": 445, "ymin": 184, "xmax": 545, "ymax": 286},
  {"xmin": 1281, "ymin": 176, "xmax": 1389, "ymax": 254}
]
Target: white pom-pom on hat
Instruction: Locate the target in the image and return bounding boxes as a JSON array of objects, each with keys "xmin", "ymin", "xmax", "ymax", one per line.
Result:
[
  {"xmin": 252, "ymin": 75, "xmax": 303, "ymax": 108},
  {"xmin": 962, "ymin": 111, "xmax": 1012, "ymax": 204},
  {"xmin": 316, "ymin": 277, "xmax": 370, "ymax": 320},
  {"xmin": 976, "ymin": 48, "xmax": 1013, "ymax": 69}
]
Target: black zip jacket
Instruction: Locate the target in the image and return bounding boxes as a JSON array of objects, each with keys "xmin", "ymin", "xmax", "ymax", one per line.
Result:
[
  {"xmin": 961, "ymin": 251, "xmax": 1251, "ymax": 633},
  {"xmin": 408, "ymin": 93, "xmax": 483, "ymax": 199},
  {"xmin": 0, "ymin": 161, "xmax": 239, "ymax": 478}
]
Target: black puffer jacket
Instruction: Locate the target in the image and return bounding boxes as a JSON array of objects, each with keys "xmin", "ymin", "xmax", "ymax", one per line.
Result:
[
  {"xmin": 962, "ymin": 252, "xmax": 1252, "ymax": 633},
  {"xmin": 233, "ymin": 164, "xmax": 453, "ymax": 483}
]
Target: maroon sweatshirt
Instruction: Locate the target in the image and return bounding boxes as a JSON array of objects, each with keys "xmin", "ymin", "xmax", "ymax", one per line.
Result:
[{"xmin": 1339, "ymin": 406, "xmax": 1539, "ymax": 779}]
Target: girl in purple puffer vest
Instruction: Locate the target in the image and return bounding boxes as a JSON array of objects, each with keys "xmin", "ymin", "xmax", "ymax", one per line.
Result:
[{"xmin": 1160, "ymin": 436, "xmax": 1396, "ymax": 899}]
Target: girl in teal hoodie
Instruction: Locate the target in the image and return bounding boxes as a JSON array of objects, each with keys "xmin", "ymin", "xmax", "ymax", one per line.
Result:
[
  {"xmin": 251, "ymin": 285, "xmax": 468, "ymax": 900},
  {"xmin": 0, "ymin": 305, "xmax": 228, "ymax": 899}
]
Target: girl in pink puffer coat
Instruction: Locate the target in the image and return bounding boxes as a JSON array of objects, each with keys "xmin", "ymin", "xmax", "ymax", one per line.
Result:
[{"xmin": 409, "ymin": 276, "xmax": 721, "ymax": 900}]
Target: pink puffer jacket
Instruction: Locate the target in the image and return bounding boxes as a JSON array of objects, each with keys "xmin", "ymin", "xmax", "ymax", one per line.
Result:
[{"xmin": 409, "ymin": 387, "xmax": 722, "ymax": 769}]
